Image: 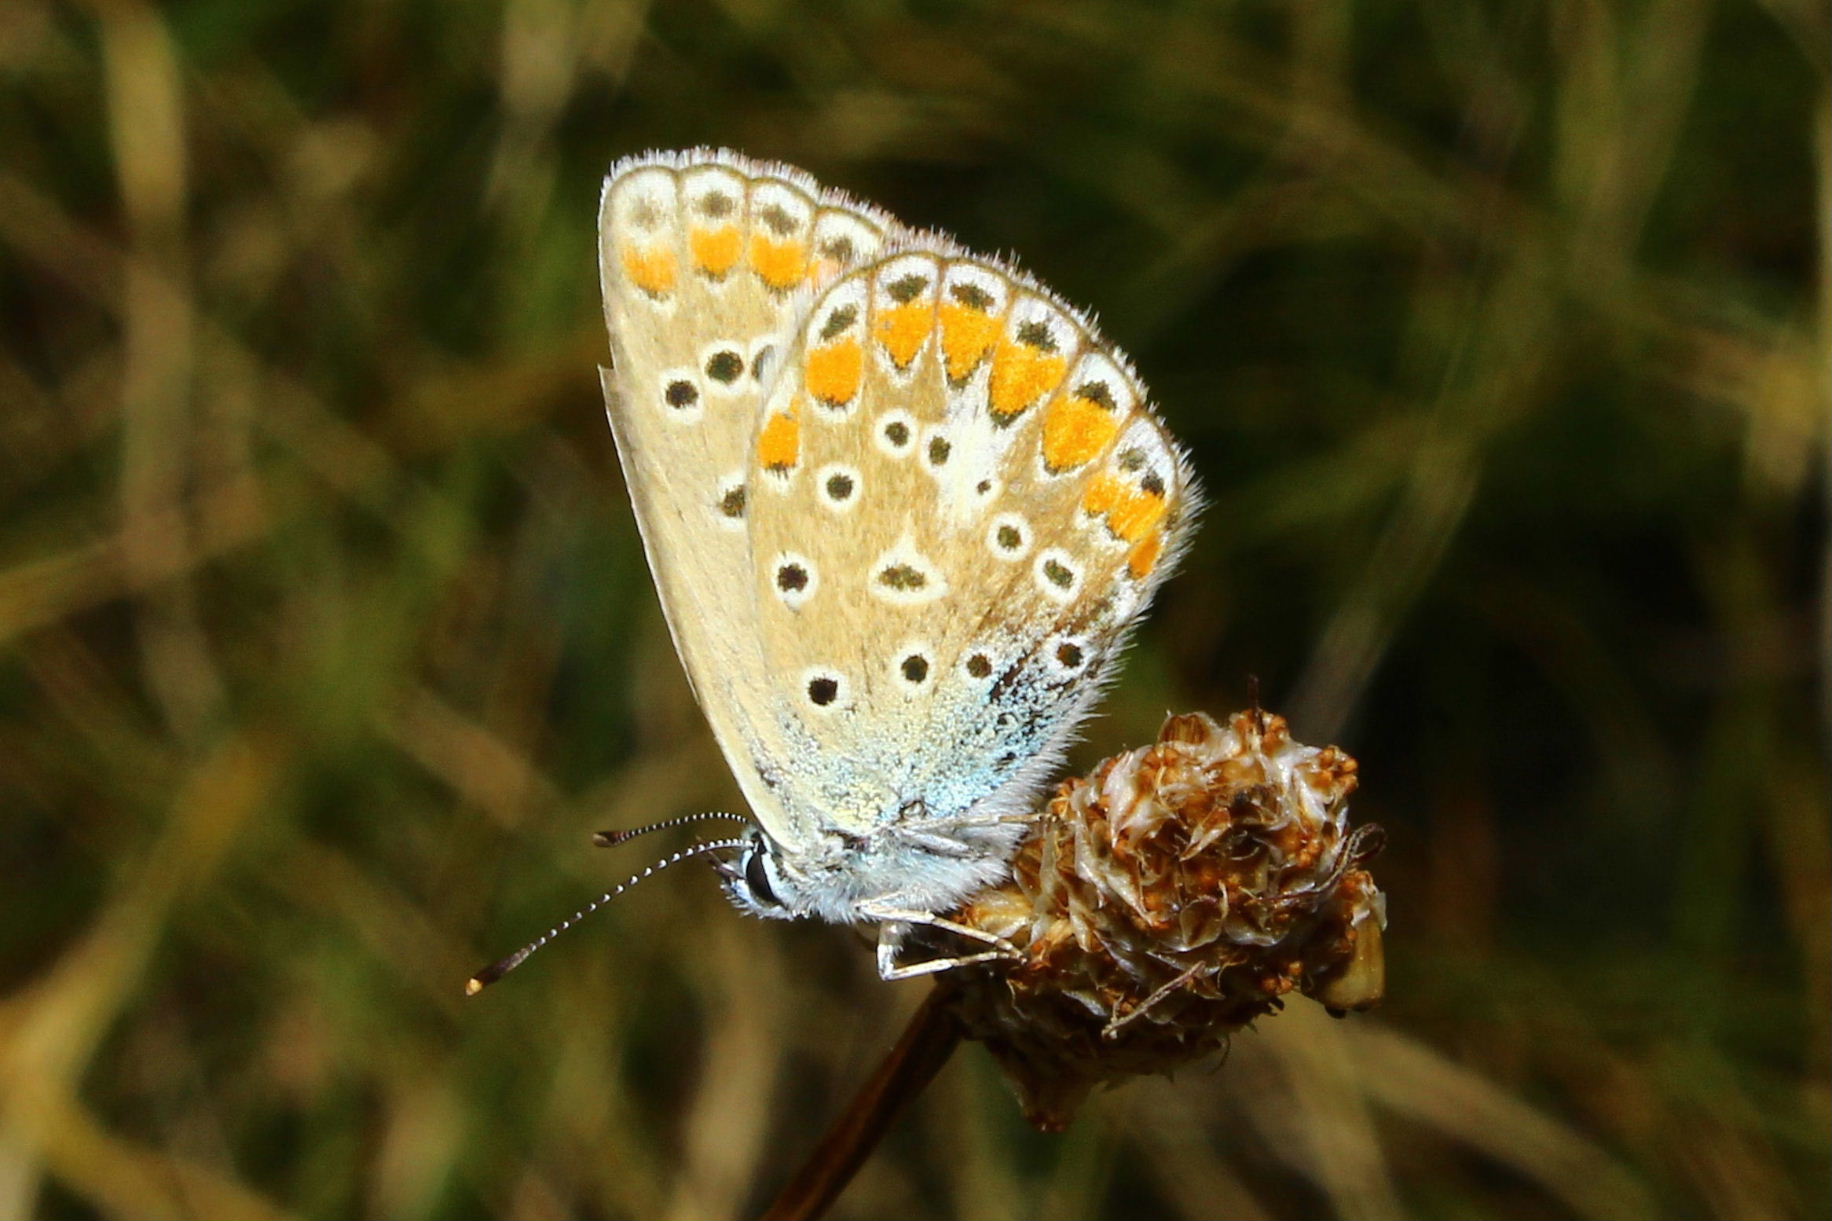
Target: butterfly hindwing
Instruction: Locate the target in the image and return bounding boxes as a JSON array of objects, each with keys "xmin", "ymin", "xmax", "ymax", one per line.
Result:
[
  {"xmin": 598, "ymin": 151, "xmax": 896, "ymax": 842},
  {"xmin": 744, "ymin": 248, "xmax": 1200, "ymax": 874}
]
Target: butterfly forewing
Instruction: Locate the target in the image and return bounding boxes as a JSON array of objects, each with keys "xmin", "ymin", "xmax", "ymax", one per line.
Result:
[{"xmin": 598, "ymin": 151, "xmax": 897, "ymax": 836}]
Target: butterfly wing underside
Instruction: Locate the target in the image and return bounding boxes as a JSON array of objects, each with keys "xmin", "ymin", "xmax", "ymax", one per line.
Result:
[
  {"xmin": 741, "ymin": 248, "xmax": 1199, "ymax": 860},
  {"xmin": 598, "ymin": 151, "xmax": 896, "ymax": 842}
]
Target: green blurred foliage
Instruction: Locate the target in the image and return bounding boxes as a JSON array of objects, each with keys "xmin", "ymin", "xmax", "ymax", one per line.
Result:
[{"xmin": 1, "ymin": 1, "xmax": 1826, "ymax": 1218}]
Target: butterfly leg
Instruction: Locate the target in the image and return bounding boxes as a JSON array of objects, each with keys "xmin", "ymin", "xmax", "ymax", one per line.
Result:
[{"xmin": 859, "ymin": 901, "xmax": 1024, "ymax": 981}]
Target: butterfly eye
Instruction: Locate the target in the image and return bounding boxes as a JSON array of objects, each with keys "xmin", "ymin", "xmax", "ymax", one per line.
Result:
[{"xmin": 744, "ymin": 844, "xmax": 781, "ymax": 908}]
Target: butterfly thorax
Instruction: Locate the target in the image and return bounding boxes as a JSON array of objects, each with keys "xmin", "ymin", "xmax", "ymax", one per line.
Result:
[{"xmin": 722, "ymin": 819, "xmax": 1025, "ymax": 924}]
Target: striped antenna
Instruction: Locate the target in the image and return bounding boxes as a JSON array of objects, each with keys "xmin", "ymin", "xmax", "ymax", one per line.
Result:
[
  {"xmin": 465, "ymin": 837, "xmax": 748, "ymax": 996},
  {"xmin": 592, "ymin": 810, "xmax": 750, "ymax": 847}
]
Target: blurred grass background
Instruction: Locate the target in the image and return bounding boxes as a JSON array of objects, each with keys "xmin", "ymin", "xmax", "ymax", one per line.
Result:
[{"xmin": 1, "ymin": 0, "xmax": 1827, "ymax": 1217}]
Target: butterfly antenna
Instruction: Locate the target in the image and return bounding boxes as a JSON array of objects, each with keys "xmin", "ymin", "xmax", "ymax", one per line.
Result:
[
  {"xmin": 465, "ymin": 837, "xmax": 748, "ymax": 996},
  {"xmin": 592, "ymin": 810, "xmax": 750, "ymax": 847}
]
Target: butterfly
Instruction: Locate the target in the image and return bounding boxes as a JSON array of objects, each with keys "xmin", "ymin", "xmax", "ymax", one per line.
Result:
[{"xmin": 597, "ymin": 149, "xmax": 1198, "ymax": 977}]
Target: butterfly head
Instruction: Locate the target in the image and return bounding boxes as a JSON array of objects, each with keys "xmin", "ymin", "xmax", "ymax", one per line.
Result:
[{"xmin": 717, "ymin": 827, "xmax": 799, "ymax": 919}]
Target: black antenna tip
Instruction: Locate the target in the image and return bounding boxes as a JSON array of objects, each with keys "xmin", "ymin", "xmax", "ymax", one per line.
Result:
[
  {"xmin": 592, "ymin": 828, "xmax": 628, "ymax": 847},
  {"xmin": 465, "ymin": 954, "xmax": 517, "ymax": 996}
]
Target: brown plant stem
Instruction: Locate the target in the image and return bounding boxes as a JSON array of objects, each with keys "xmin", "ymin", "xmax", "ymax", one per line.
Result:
[{"xmin": 759, "ymin": 986, "xmax": 963, "ymax": 1221}]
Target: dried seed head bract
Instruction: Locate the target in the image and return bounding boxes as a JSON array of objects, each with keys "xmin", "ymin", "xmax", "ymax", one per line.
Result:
[{"xmin": 932, "ymin": 708, "xmax": 1387, "ymax": 1130}]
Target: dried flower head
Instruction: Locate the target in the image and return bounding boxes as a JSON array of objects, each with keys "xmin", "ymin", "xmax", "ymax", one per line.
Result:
[{"xmin": 936, "ymin": 708, "xmax": 1386, "ymax": 1129}]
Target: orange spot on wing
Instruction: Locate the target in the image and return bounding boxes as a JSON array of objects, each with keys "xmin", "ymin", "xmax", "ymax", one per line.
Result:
[
  {"xmin": 1128, "ymin": 530, "xmax": 1164, "ymax": 579},
  {"xmin": 690, "ymin": 225, "xmax": 741, "ymax": 277},
  {"xmin": 1041, "ymin": 393, "xmax": 1121, "ymax": 472},
  {"xmin": 1081, "ymin": 471, "xmax": 1124, "ymax": 517},
  {"xmin": 750, "ymin": 234, "xmax": 807, "ymax": 290},
  {"xmin": 989, "ymin": 339, "xmax": 1068, "ymax": 422},
  {"xmin": 804, "ymin": 339, "xmax": 863, "ymax": 406},
  {"xmin": 621, "ymin": 243, "xmax": 677, "ymax": 296},
  {"xmin": 1082, "ymin": 471, "xmax": 1168, "ymax": 540},
  {"xmin": 757, "ymin": 401, "xmax": 802, "ymax": 471},
  {"xmin": 937, "ymin": 302, "xmax": 1002, "ymax": 381},
  {"xmin": 874, "ymin": 303, "xmax": 932, "ymax": 370},
  {"xmin": 1107, "ymin": 486, "xmax": 1168, "ymax": 542}
]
